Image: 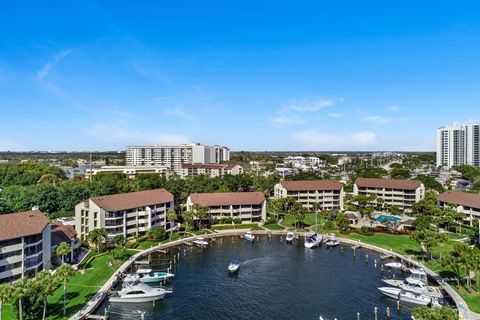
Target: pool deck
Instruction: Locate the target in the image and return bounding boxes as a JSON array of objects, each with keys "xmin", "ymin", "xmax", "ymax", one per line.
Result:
[{"xmin": 71, "ymin": 230, "xmax": 480, "ymax": 320}]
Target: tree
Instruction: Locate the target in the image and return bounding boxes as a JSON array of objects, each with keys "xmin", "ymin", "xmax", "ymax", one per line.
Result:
[
  {"xmin": 56, "ymin": 242, "xmax": 71, "ymax": 263},
  {"xmin": 55, "ymin": 263, "xmax": 75, "ymax": 316},
  {"xmin": 412, "ymin": 306, "xmax": 457, "ymax": 320},
  {"xmin": 146, "ymin": 227, "xmax": 167, "ymax": 241},
  {"xmin": 269, "ymin": 198, "xmax": 284, "ymax": 221},
  {"xmin": 389, "ymin": 167, "xmax": 411, "ymax": 179},
  {"xmin": 0, "ymin": 284, "xmax": 12, "ymax": 320},
  {"xmin": 113, "ymin": 234, "xmax": 125, "ymax": 246},
  {"xmin": 412, "ymin": 192, "xmax": 441, "ymax": 216},
  {"xmin": 335, "ymin": 212, "xmax": 350, "ymax": 233},
  {"xmin": 166, "ymin": 208, "xmax": 178, "ymax": 235},
  {"xmin": 443, "ymin": 243, "xmax": 470, "ymax": 287},
  {"xmin": 193, "ymin": 204, "xmax": 209, "ymax": 229},
  {"xmin": 88, "ymin": 228, "xmax": 107, "ymax": 253},
  {"xmin": 33, "ymin": 270, "xmax": 58, "ymax": 320},
  {"xmin": 37, "ymin": 173, "xmax": 62, "ymax": 184},
  {"xmin": 182, "ymin": 210, "xmax": 194, "ymax": 231},
  {"xmin": 290, "ymin": 203, "xmax": 306, "ymax": 230},
  {"xmin": 12, "ymin": 278, "xmax": 30, "ymax": 320}
]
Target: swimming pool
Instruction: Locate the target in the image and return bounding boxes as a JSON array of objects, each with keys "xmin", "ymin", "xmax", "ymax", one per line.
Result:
[{"xmin": 376, "ymin": 215, "xmax": 401, "ymax": 223}]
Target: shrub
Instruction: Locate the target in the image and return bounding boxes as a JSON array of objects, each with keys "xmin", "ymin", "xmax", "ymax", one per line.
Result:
[{"xmin": 358, "ymin": 226, "xmax": 374, "ymax": 236}]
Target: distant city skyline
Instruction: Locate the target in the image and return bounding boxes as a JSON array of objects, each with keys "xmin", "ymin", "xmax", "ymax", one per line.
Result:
[{"xmin": 1, "ymin": 1, "xmax": 480, "ymax": 152}]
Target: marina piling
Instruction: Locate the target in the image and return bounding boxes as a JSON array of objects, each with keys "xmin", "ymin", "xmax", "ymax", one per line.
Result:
[
  {"xmin": 365, "ymin": 253, "xmax": 368, "ymax": 263},
  {"xmin": 396, "ymin": 300, "xmax": 400, "ymax": 311},
  {"xmin": 356, "ymin": 312, "xmax": 360, "ymax": 320},
  {"xmin": 386, "ymin": 307, "xmax": 391, "ymax": 318},
  {"xmin": 374, "ymin": 307, "xmax": 377, "ymax": 320}
]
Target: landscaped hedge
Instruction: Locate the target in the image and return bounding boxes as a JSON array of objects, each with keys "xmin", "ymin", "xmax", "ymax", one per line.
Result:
[{"xmin": 78, "ymin": 251, "xmax": 109, "ymax": 269}]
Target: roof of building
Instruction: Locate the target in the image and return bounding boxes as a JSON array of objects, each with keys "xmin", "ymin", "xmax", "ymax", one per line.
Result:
[
  {"xmin": 438, "ymin": 191, "xmax": 480, "ymax": 209},
  {"xmin": 91, "ymin": 188, "xmax": 173, "ymax": 212},
  {"xmin": 355, "ymin": 178, "xmax": 422, "ymax": 190},
  {"xmin": 0, "ymin": 210, "xmax": 49, "ymax": 241},
  {"xmin": 278, "ymin": 180, "xmax": 343, "ymax": 191},
  {"xmin": 51, "ymin": 221, "xmax": 77, "ymax": 246},
  {"xmin": 189, "ymin": 192, "xmax": 265, "ymax": 206}
]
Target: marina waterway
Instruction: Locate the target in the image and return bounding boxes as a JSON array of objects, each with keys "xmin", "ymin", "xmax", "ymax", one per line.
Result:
[{"xmin": 94, "ymin": 235, "xmax": 422, "ymax": 320}]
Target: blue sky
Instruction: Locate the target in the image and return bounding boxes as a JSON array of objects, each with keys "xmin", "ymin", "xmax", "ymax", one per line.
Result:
[{"xmin": 0, "ymin": 1, "xmax": 479, "ymax": 151}]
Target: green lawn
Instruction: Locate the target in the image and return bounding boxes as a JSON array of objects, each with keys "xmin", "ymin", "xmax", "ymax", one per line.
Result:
[
  {"xmin": 263, "ymin": 223, "xmax": 285, "ymax": 230},
  {"xmin": 211, "ymin": 223, "xmax": 264, "ymax": 231},
  {"xmin": 458, "ymin": 287, "xmax": 480, "ymax": 313},
  {"xmin": 338, "ymin": 232, "xmax": 421, "ymax": 256}
]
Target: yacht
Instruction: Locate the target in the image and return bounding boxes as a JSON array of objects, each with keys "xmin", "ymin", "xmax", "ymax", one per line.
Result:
[
  {"xmin": 228, "ymin": 260, "xmax": 240, "ymax": 273},
  {"xmin": 285, "ymin": 232, "xmax": 295, "ymax": 243},
  {"xmin": 382, "ymin": 279, "xmax": 443, "ymax": 298},
  {"xmin": 110, "ymin": 275, "xmax": 171, "ymax": 303},
  {"xmin": 304, "ymin": 234, "xmax": 323, "ymax": 248},
  {"xmin": 325, "ymin": 235, "xmax": 340, "ymax": 247},
  {"xmin": 406, "ymin": 268, "xmax": 428, "ymax": 285},
  {"xmin": 136, "ymin": 268, "xmax": 174, "ymax": 284},
  {"xmin": 384, "ymin": 261, "xmax": 403, "ymax": 269},
  {"xmin": 193, "ymin": 237, "xmax": 209, "ymax": 247},
  {"xmin": 378, "ymin": 286, "xmax": 440, "ymax": 306},
  {"xmin": 244, "ymin": 231, "xmax": 255, "ymax": 242}
]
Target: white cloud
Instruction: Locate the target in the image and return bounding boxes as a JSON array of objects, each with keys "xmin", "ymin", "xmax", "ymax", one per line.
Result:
[
  {"xmin": 360, "ymin": 115, "xmax": 392, "ymax": 124},
  {"xmin": 293, "ymin": 130, "xmax": 377, "ymax": 150},
  {"xmin": 269, "ymin": 97, "xmax": 341, "ymax": 126},
  {"xmin": 388, "ymin": 106, "xmax": 401, "ymax": 112},
  {"xmin": 329, "ymin": 112, "xmax": 344, "ymax": 118},
  {"xmin": 36, "ymin": 63, "xmax": 52, "ymax": 81},
  {"xmin": 163, "ymin": 106, "xmax": 189, "ymax": 118},
  {"xmin": 35, "ymin": 49, "xmax": 71, "ymax": 81},
  {"xmin": 88, "ymin": 122, "xmax": 190, "ymax": 145}
]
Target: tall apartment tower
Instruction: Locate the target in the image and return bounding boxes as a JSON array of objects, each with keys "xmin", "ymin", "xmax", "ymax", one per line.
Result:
[
  {"xmin": 437, "ymin": 123, "xmax": 480, "ymax": 168},
  {"xmin": 125, "ymin": 143, "xmax": 230, "ymax": 174}
]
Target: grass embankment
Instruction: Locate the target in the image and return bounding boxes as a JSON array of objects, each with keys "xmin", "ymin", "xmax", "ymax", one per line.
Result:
[
  {"xmin": 211, "ymin": 223, "xmax": 264, "ymax": 231},
  {"xmin": 263, "ymin": 223, "xmax": 285, "ymax": 230}
]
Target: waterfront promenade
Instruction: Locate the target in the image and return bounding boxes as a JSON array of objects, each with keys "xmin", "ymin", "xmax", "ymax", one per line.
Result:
[{"xmin": 71, "ymin": 230, "xmax": 480, "ymax": 320}]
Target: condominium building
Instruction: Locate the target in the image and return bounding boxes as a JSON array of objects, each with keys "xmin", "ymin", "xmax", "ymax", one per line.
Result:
[
  {"xmin": 125, "ymin": 143, "xmax": 230, "ymax": 174},
  {"xmin": 0, "ymin": 210, "xmax": 51, "ymax": 283},
  {"xmin": 85, "ymin": 165, "xmax": 170, "ymax": 179},
  {"xmin": 75, "ymin": 188, "xmax": 174, "ymax": 241},
  {"xmin": 186, "ymin": 192, "xmax": 266, "ymax": 223},
  {"xmin": 180, "ymin": 163, "xmax": 243, "ymax": 178},
  {"xmin": 437, "ymin": 123, "xmax": 480, "ymax": 168},
  {"xmin": 274, "ymin": 180, "xmax": 344, "ymax": 211},
  {"xmin": 354, "ymin": 178, "xmax": 425, "ymax": 212},
  {"xmin": 438, "ymin": 191, "xmax": 480, "ymax": 226}
]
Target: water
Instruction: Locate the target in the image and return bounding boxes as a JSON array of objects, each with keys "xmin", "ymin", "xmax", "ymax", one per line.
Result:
[
  {"xmin": 96, "ymin": 236, "xmax": 416, "ymax": 320},
  {"xmin": 375, "ymin": 215, "xmax": 402, "ymax": 223}
]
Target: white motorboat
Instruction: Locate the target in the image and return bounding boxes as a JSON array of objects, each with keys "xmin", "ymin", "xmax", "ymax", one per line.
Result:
[
  {"xmin": 406, "ymin": 268, "xmax": 428, "ymax": 285},
  {"xmin": 285, "ymin": 232, "xmax": 295, "ymax": 243},
  {"xmin": 193, "ymin": 237, "xmax": 209, "ymax": 247},
  {"xmin": 110, "ymin": 275, "xmax": 171, "ymax": 303},
  {"xmin": 304, "ymin": 234, "xmax": 323, "ymax": 248},
  {"xmin": 244, "ymin": 231, "xmax": 255, "ymax": 242},
  {"xmin": 136, "ymin": 268, "xmax": 174, "ymax": 283},
  {"xmin": 382, "ymin": 279, "xmax": 443, "ymax": 298},
  {"xmin": 325, "ymin": 235, "xmax": 340, "ymax": 247},
  {"xmin": 378, "ymin": 286, "xmax": 440, "ymax": 306},
  {"xmin": 228, "ymin": 260, "xmax": 240, "ymax": 273},
  {"xmin": 384, "ymin": 261, "xmax": 403, "ymax": 269}
]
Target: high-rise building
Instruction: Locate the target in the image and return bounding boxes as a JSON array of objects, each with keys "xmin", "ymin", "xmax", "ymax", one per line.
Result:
[
  {"xmin": 436, "ymin": 123, "xmax": 480, "ymax": 168},
  {"xmin": 125, "ymin": 143, "xmax": 230, "ymax": 174}
]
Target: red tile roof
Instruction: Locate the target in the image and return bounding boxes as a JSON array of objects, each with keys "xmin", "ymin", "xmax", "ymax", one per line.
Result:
[
  {"xmin": 51, "ymin": 222, "xmax": 77, "ymax": 246},
  {"xmin": 0, "ymin": 210, "xmax": 49, "ymax": 241},
  {"xmin": 189, "ymin": 192, "xmax": 265, "ymax": 206},
  {"xmin": 91, "ymin": 188, "xmax": 173, "ymax": 212},
  {"xmin": 355, "ymin": 178, "xmax": 422, "ymax": 190},
  {"xmin": 279, "ymin": 180, "xmax": 343, "ymax": 191},
  {"xmin": 438, "ymin": 191, "xmax": 480, "ymax": 209}
]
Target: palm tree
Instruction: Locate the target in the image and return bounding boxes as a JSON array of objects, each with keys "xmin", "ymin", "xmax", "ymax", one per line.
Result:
[
  {"xmin": 33, "ymin": 270, "xmax": 58, "ymax": 320},
  {"xmin": 88, "ymin": 228, "xmax": 107, "ymax": 253},
  {"xmin": 182, "ymin": 210, "xmax": 194, "ymax": 232},
  {"xmin": 290, "ymin": 203, "xmax": 305, "ymax": 230},
  {"xmin": 166, "ymin": 208, "xmax": 178, "ymax": 235},
  {"xmin": 113, "ymin": 234, "xmax": 125, "ymax": 246},
  {"xmin": 12, "ymin": 278, "xmax": 31, "ymax": 320},
  {"xmin": 55, "ymin": 263, "xmax": 75, "ymax": 316},
  {"xmin": 0, "ymin": 283, "xmax": 12, "ymax": 320},
  {"xmin": 193, "ymin": 204, "xmax": 208, "ymax": 229},
  {"xmin": 56, "ymin": 242, "xmax": 71, "ymax": 263}
]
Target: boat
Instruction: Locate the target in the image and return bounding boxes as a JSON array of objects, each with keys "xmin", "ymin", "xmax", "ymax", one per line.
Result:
[
  {"xmin": 136, "ymin": 268, "xmax": 174, "ymax": 283},
  {"xmin": 244, "ymin": 231, "xmax": 255, "ymax": 242},
  {"xmin": 110, "ymin": 274, "xmax": 171, "ymax": 303},
  {"xmin": 378, "ymin": 286, "xmax": 440, "ymax": 306},
  {"xmin": 285, "ymin": 232, "xmax": 295, "ymax": 243},
  {"xmin": 382, "ymin": 279, "xmax": 443, "ymax": 298},
  {"xmin": 228, "ymin": 260, "xmax": 240, "ymax": 273},
  {"xmin": 325, "ymin": 235, "xmax": 340, "ymax": 247},
  {"xmin": 384, "ymin": 261, "xmax": 403, "ymax": 269},
  {"xmin": 193, "ymin": 237, "xmax": 209, "ymax": 247},
  {"xmin": 304, "ymin": 233, "xmax": 323, "ymax": 248},
  {"xmin": 406, "ymin": 268, "xmax": 428, "ymax": 285}
]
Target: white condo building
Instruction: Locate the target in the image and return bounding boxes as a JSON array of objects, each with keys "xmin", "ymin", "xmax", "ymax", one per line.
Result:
[
  {"xmin": 437, "ymin": 123, "xmax": 480, "ymax": 168},
  {"xmin": 125, "ymin": 143, "xmax": 230, "ymax": 174}
]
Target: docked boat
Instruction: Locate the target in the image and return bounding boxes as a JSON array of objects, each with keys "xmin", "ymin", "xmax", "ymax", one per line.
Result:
[
  {"xmin": 110, "ymin": 275, "xmax": 171, "ymax": 303},
  {"xmin": 136, "ymin": 268, "xmax": 174, "ymax": 283},
  {"xmin": 245, "ymin": 231, "xmax": 255, "ymax": 242},
  {"xmin": 382, "ymin": 279, "xmax": 443, "ymax": 298},
  {"xmin": 325, "ymin": 235, "xmax": 340, "ymax": 247},
  {"xmin": 406, "ymin": 268, "xmax": 428, "ymax": 285},
  {"xmin": 228, "ymin": 260, "xmax": 241, "ymax": 273},
  {"xmin": 304, "ymin": 233, "xmax": 323, "ymax": 248},
  {"xmin": 384, "ymin": 261, "xmax": 403, "ymax": 269},
  {"xmin": 193, "ymin": 237, "xmax": 209, "ymax": 247},
  {"xmin": 378, "ymin": 286, "xmax": 440, "ymax": 306},
  {"xmin": 285, "ymin": 232, "xmax": 295, "ymax": 243}
]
